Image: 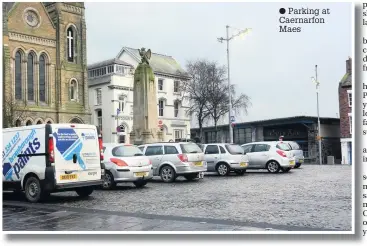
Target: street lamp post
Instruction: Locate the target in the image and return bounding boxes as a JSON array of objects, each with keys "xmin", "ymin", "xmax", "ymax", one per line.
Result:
[
  {"xmin": 312, "ymin": 65, "xmax": 322, "ymax": 165},
  {"xmin": 218, "ymin": 26, "xmax": 252, "ymax": 144}
]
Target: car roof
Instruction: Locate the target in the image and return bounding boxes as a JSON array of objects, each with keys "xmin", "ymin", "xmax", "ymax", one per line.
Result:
[
  {"xmin": 202, "ymin": 143, "xmax": 240, "ymax": 146},
  {"xmin": 103, "ymin": 143, "xmax": 135, "ymax": 147},
  {"xmin": 241, "ymin": 141, "xmax": 280, "ymax": 145}
]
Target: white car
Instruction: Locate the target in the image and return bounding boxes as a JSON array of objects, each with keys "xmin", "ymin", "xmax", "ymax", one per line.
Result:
[
  {"xmin": 199, "ymin": 143, "xmax": 249, "ymax": 176},
  {"xmin": 102, "ymin": 143, "xmax": 153, "ymax": 189},
  {"xmin": 241, "ymin": 141, "xmax": 295, "ymax": 173}
]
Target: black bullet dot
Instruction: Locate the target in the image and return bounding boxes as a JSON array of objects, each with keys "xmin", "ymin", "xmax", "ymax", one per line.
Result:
[{"xmin": 279, "ymin": 8, "xmax": 286, "ymax": 14}]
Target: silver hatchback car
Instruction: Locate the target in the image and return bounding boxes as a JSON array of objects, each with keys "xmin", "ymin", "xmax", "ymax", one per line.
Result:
[
  {"xmin": 102, "ymin": 143, "xmax": 153, "ymax": 189},
  {"xmin": 241, "ymin": 141, "xmax": 295, "ymax": 173},
  {"xmin": 138, "ymin": 142, "xmax": 207, "ymax": 183},
  {"xmin": 283, "ymin": 141, "xmax": 304, "ymax": 168},
  {"xmin": 199, "ymin": 143, "xmax": 249, "ymax": 176}
]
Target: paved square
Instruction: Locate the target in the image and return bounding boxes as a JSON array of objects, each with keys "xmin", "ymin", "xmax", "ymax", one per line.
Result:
[{"xmin": 3, "ymin": 165, "xmax": 352, "ymax": 231}]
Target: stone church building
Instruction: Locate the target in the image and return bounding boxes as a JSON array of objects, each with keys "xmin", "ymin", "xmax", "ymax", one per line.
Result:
[{"xmin": 2, "ymin": 2, "xmax": 90, "ymax": 127}]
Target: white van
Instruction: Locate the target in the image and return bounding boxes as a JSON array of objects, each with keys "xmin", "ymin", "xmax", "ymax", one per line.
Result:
[{"xmin": 3, "ymin": 123, "xmax": 105, "ymax": 202}]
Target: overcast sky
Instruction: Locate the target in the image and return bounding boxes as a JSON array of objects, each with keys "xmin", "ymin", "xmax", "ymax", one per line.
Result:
[{"xmin": 85, "ymin": 2, "xmax": 351, "ymax": 125}]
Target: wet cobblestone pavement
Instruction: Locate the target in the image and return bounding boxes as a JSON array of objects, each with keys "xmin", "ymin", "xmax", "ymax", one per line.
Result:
[{"xmin": 3, "ymin": 165, "xmax": 352, "ymax": 231}]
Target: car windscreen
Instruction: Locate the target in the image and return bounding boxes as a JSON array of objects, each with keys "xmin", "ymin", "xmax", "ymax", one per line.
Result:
[
  {"xmin": 225, "ymin": 144, "xmax": 244, "ymax": 155},
  {"xmin": 180, "ymin": 143, "xmax": 203, "ymax": 153},
  {"xmin": 112, "ymin": 145, "xmax": 144, "ymax": 157},
  {"xmin": 276, "ymin": 143, "xmax": 291, "ymax": 151}
]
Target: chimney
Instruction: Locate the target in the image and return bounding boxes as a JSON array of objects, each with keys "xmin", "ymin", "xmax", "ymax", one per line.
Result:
[{"xmin": 346, "ymin": 57, "xmax": 352, "ymax": 74}]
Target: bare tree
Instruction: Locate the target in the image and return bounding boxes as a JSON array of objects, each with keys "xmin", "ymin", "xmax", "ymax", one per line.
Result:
[
  {"xmin": 3, "ymin": 100, "xmax": 28, "ymax": 128},
  {"xmin": 180, "ymin": 59, "xmax": 213, "ymax": 142},
  {"xmin": 205, "ymin": 64, "xmax": 251, "ymax": 142}
]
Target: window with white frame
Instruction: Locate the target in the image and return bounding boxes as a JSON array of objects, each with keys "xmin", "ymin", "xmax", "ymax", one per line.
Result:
[
  {"xmin": 96, "ymin": 88, "xmax": 102, "ymax": 105},
  {"xmin": 116, "ymin": 65, "xmax": 125, "ymax": 75},
  {"xmin": 158, "ymin": 79, "xmax": 163, "ymax": 91},
  {"xmin": 348, "ymin": 113, "xmax": 352, "ymax": 134},
  {"xmin": 174, "ymin": 100, "xmax": 179, "ymax": 117},
  {"xmin": 130, "ymin": 105, "xmax": 133, "ymax": 115},
  {"xmin": 119, "ymin": 101, "xmax": 124, "ymax": 112},
  {"xmin": 97, "ymin": 110, "xmax": 102, "ymax": 131},
  {"xmin": 347, "ymin": 90, "xmax": 352, "ymax": 107},
  {"xmin": 174, "ymin": 80, "xmax": 179, "ymax": 93},
  {"xmin": 158, "ymin": 100, "xmax": 164, "ymax": 116},
  {"xmin": 108, "ymin": 65, "xmax": 114, "ymax": 73},
  {"xmin": 174, "ymin": 130, "xmax": 183, "ymax": 140}
]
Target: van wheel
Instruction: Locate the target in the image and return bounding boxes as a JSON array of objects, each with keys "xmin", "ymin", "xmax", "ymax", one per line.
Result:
[
  {"xmin": 184, "ymin": 173, "xmax": 198, "ymax": 181},
  {"xmin": 24, "ymin": 176, "xmax": 46, "ymax": 203},
  {"xmin": 102, "ymin": 171, "xmax": 116, "ymax": 190},
  {"xmin": 216, "ymin": 163, "xmax": 230, "ymax": 176},
  {"xmin": 133, "ymin": 180, "xmax": 147, "ymax": 188},
  {"xmin": 160, "ymin": 165, "xmax": 176, "ymax": 183},
  {"xmin": 266, "ymin": 161, "xmax": 280, "ymax": 173},
  {"xmin": 75, "ymin": 186, "xmax": 94, "ymax": 197}
]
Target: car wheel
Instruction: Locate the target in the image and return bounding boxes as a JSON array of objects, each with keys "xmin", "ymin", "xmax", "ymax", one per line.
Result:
[
  {"xmin": 216, "ymin": 163, "xmax": 230, "ymax": 176},
  {"xmin": 160, "ymin": 165, "xmax": 176, "ymax": 183},
  {"xmin": 282, "ymin": 167, "xmax": 291, "ymax": 173},
  {"xmin": 266, "ymin": 161, "xmax": 280, "ymax": 173},
  {"xmin": 75, "ymin": 186, "xmax": 94, "ymax": 197},
  {"xmin": 295, "ymin": 163, "xmax": 301, "ymax": 168},
  {"xmin": 133, "ymin": 180, "xmax": 148, "ymax": 188},
  {"xmin": 184, "ymin": 173, "xmax": 198, "ymax": 181},
  {"xmin": 102, "ymin": 171, "xmax": 116, "ymax": 190},
  {"xmin": 234, "ymin": 170, "xmax": 246, "ymax": 176},
  {"xmin": 24, "ymin": 176, "xmax": 47, "ymax": 203}
]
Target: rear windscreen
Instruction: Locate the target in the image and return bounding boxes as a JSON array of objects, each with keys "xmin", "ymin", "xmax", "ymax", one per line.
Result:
[
  {"xmin": 289, "ymin": 142, "xmax": 300, "ymax": 150},
  {"xmin": 180, "ymin": 143, "xmax": 203, "ymax": 153},
  {"xmin": 276, "ymin": 143, "xmax": 291, "ymax": 151},
  {"xmin": 225, "ymin": 144, "xmax": 244, "ymax": 155},
  {"xmin": 112, "ymin": 145, "xmax": 144, "ymax": 157}
]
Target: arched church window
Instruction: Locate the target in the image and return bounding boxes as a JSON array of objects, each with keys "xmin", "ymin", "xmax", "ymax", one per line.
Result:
[
  {"xmin": 27, "ymin": 53, "xmax": 35, "ymax": 101},
  {"xmin": 70, "ymin": 79, "xmax": 78, "ymax": 101},
  {"xmin": 15, "ymin": 51, "xmax": 22, "ymax": 100},
  {"xmin": 15, "ymin": 120, "xmax": 21, "ymax": 127},
  {"xmin": 67, "ymin": 27, "xmax": 75, "ymax": 62},
  {"xmin": 39, "ymin": 54, "xmax": 46, "ymax": 102}
]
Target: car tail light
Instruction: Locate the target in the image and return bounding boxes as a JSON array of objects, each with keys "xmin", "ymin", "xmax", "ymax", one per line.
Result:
[
  {"xmin": 149, "ymin": 159, "xmax": 152, "ymax": 165},
  {"xmin": 177, "ymin": 154, "xmax": 188, "ymax": 162},
  {"xmin": 98, "ymin": 134, "xmax": 104, "ymax": 161},
  {"xmin": 276, "ymin": 150, "xmax": 287, "ymax": 158},
  {"xmin": 48, "ymin": 135, "xmax": 54, "ymax": 163},
  {"xmin": 110, "ymin": 158, "xmax": 128, "ymax": 167}
]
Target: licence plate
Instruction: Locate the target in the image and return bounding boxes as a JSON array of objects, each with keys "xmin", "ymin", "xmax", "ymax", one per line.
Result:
[
  {"xmin": 60, "ymin": 174, "xmax": 77, "ymax": 180},
  {"xmin": 240, "ymin": 162, "xmax": 247, "ymax": 167},
  {"xmin": 135, "ymin": 172, "xmax": 147, "ymax": 177},
  {"xmin": 299, "ymin": 159, "xmax": 304, "ymax": 163},
  {"xmin": 290, "ymin": 160, "xmax": 295, "ymax": 165},
  {"xmin": 194, "ymin": 161, "xmax": 203, "ymax": 166}
]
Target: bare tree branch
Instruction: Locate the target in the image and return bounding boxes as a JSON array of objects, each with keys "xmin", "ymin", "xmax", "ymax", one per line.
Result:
[{"xmin": 3, "ymin": 100, "xmax": 28, "ymax": 128}]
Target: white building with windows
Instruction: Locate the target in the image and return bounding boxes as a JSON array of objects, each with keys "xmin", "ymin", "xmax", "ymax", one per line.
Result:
[{"xmin": 88, "ymin": 47, "xmax": 191, "ymax": 144}]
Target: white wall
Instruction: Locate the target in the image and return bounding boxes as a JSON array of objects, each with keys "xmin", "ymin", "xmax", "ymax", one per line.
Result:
[{"xmin": 88, "ymin": 66, "xmax": 191, "ymax": 144}]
